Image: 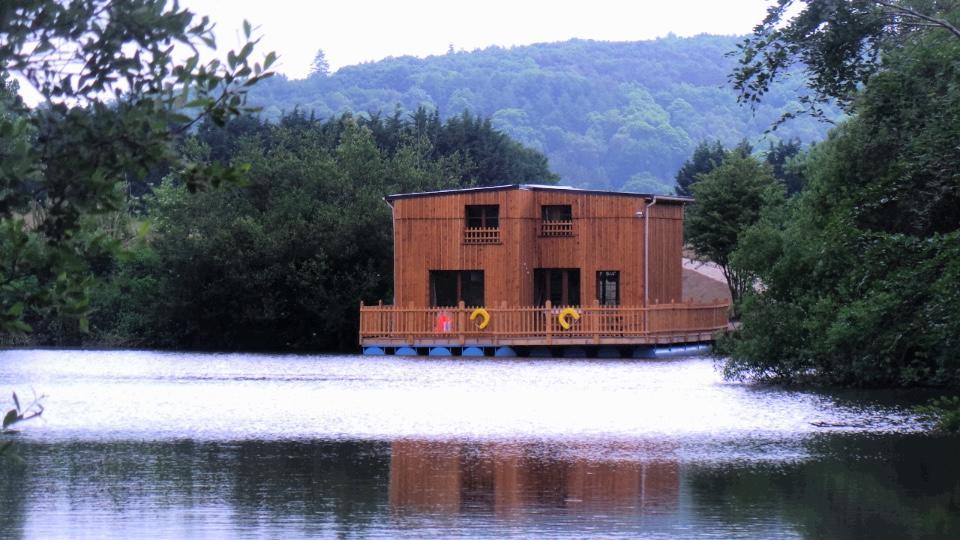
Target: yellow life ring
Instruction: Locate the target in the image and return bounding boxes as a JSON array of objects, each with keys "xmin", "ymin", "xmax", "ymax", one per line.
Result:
[
  {"xmin": 558, "ymin": 307, "xmax": 581, "ymax": 330},
  {"xmin": 469, "ymin": 308, "xmax": 490, "ymax": 330}
]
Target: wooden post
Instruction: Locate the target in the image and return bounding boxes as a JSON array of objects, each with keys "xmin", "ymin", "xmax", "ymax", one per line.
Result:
[
  {"xmin": 458, "ymin": 300, "xmax": 466, "ymax": 345},
  {"xmin": 545, "ymin": 300, "xmax": 553, "ymax": 345},
  {"xmin": 408, "ymin": 301, "xmax": 414, "ymax": 344},
  {"xmin": 498, "ymin": 300, "xmax": 507, "ymax": 345},
  {"xmin": 592, "ymin": 299, "xmax": 600, "ymax": 344}
]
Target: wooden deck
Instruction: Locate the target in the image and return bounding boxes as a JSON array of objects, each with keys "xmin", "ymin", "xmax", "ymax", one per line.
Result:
[{"xmin": 359, "ymin": 300, "xmax": 730, "ymax": 347}]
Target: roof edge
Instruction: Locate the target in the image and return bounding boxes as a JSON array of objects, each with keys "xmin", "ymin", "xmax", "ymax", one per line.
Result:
[{"xmin": 385, "ymin": 184, "xmax": 688, "ymax": 203}]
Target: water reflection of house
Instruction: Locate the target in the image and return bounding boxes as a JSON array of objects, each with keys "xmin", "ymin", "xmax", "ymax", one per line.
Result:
[{"xmin": 388, "ymin": 440, "xmax": 678, "ymax": 515}]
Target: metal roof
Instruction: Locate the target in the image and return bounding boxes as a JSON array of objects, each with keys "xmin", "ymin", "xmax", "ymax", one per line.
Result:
[{"xmin": 384, "ymin": 184, "xmax": 692, "ymax": 203}]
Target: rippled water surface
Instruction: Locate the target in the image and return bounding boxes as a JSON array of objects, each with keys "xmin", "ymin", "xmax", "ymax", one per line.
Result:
[{"xmin": 1, "ymin": 350, "xmax": 957, "ymax": 538}]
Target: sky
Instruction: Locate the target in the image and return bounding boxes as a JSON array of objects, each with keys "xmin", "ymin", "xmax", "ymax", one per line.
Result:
[{"xmin": 183, "ymin": 0, "xmax": 775, "ymax": 79}]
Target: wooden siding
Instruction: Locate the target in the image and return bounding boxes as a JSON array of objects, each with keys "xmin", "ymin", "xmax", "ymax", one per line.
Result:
[
  {"xmin": 391, "ymin": 188, "xmax": 684, "ymax": 308},
  {"xmin": 646, "ymin": 203, "xmax": 684, "ymax": 303},
  {"xmin": 393, "ymin": 190, "xmax": 527, "ymax": 307}
]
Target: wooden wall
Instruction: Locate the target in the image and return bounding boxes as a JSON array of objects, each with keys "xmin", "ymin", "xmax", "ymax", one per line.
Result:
[
  {"xmin": 393, "ymin": 189, "xmax": 527, "ymax": 307},
  {"xmin": 645, "ymin": 202, "xmax": 684, "ymax": 303},
  {"xmin": 391, "ymin": 187, "xmax": 684, "ymax": 307}
]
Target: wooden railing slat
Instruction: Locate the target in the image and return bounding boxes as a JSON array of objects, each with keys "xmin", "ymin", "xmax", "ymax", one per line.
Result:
[
  {"xmin": 539, "ymin": 220, "xmax": 575, "ymax": 237},
  {"xmin": 463, "ymin": 227, "xmax": 501, "ymax": 244}
]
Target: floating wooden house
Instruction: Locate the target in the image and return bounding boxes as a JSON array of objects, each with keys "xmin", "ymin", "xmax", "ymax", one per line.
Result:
[{"xmin": 360, "ymin": 184, "xmax": 729, "ymax": 357}]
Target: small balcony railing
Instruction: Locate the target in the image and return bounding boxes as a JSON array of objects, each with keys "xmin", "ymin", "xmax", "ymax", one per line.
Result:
[
  {"xmin": 539, "ymin": 220, "xmax": 574, "ymax": 237},
  {"xmin": 464, "ymin": 227, "xmax": 500, "ymax": 244}
]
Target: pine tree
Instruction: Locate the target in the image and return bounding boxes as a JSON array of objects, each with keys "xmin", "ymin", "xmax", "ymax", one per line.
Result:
[
  {"xmin": 763, "ymin": 139, "xmax": 804, "ymax": 195},
  {"xmin": 310, "ymin": 49, "xmax": 330, "ymax": 77},
  {"xmin": 674, "ymin": 140, "xmax": 726, "ymax": 196}
]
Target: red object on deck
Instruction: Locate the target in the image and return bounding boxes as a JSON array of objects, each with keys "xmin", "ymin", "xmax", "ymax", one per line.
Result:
[{"xmin": 435, "ymin": 311, "xmax": 452, "ymax": 333}]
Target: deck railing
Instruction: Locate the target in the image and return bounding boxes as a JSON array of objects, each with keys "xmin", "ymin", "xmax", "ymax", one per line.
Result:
[
  {"xmin": 539, "ymin": 220, "xmax": 574, "ymax": 237},
  {"xmin": 463, "ymin": 227, "xmax": 500, "ymax": 244},
  {"xmin": 359, "ymin": 300, "xmax": 730, "ymax": 346}
]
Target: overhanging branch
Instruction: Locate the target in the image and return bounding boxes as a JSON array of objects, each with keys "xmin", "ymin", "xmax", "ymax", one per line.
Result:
[{"xmin": 876, "ymin": 0, "xmax": 960, "ymax": 40}]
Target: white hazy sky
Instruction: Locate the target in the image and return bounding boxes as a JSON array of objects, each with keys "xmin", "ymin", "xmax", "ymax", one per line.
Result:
[{"xmin": 184, "ymin": 0, "xmax": 774, "ymax": 79}]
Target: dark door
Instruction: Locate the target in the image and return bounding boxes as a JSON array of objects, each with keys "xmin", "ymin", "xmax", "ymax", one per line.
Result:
[
  {"xmin": 430, "ymin": 270, "xmax": 485, "ymax": 307},
  {"xmin": 596, "ymin": 271, "xmax": 620, "ymax": 305},
  {"xmin": 533, "ymin": 268, "xmax": 581, "ymax": 306}
]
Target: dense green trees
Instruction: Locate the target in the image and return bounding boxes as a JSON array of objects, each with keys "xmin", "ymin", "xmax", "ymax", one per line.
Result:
[
  {"xmin": 732, "ymin": 0, "xmax": 960, "ymax": 119},
  {"xmin": 685, "ymin": 154, "xmax": 784, "ymax": 308},
  {"xmin": 762, "ymin": 140, "xmax": 805, "ymax": 195},
  {"xmin": 78, "ymin": 111, "xmax": 556, "ymax": 351},
  {"xmin": 719, "ymin": 2, "xmax": 960, "ymax": 387},
  {"xmin": 0, "ymin": 0, "xmax": 272, "ymax": 336},
  {"xmin": 674, "ymin": 140, "xmax": 726, "ymax": 197},
  {"xmin": 675, "ymin": 137, "xmax": 804, "ymax": 199},
  {"xmin": 196, "ymin": 107, "xmax": 556, "ymax": 187},
  {"xmin": 249, "ymin": 36, "xmax": 835, "ymax": 193}
]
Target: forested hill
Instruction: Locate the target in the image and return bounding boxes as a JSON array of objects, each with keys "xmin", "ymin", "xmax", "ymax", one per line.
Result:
[{"xmin": 250, "ymin": 35, "xmax": 835, "ymax": 193}]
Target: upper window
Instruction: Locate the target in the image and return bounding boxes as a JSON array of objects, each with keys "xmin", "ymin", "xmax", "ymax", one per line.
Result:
[
  {"xmin": 541, "ymin": 205, "xmax": 572, "ymax": 222},
  {"xmin": 466, "ymin": 205, "xmax": 499, "ymax": 229},
  {"xmin": 540, "ymin": 205, "xmax": 574, "ymax": 237},
  {"xmin": 464, "ymin": 205, "xmax": 501, "ymax": 244}
]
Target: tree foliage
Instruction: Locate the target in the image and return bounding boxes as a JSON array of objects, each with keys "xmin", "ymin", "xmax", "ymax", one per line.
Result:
[
  {"xmin": 249, "ymin": 36, "xmax": 836, "ymax": 193},
  {"xmin": 721, "ymin": 6, "xmax": 960, "ymax": 387},
  {"xmin": 0, "ymin": 0, "xmax": 273, "ymax": 336},
  {"xmin": 674, "ymin": 140, "xmax": 726, "ymax": 197},
  {"xmin": 685, "ymin": 154, "xmax": 784, "ymax": 308},
  {"xmin": 732, "ymin": 0, "xmax": 960, "ymax": 119},
  {"xmin": 196, "ymin": 107, "xmax": 557, "ymax": 187},
  {"xmin": 310, "ymin": 49, "xmax": 330, "ymax": 77},
  {"xmin": 762, "ymin": 139, "xmax": 805, "ymax": 195},
  {"xmin": 676, "ymin": 137, "xmax": 804, "ymax": 196},
  {"xmin": 79, "ymin": 110, "xmax": 555, "ymax": 351}
]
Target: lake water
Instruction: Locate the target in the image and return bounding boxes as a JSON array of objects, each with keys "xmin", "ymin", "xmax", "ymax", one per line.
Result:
[{"xmin": 1, "ymin": 350, "xmax": 957, "ymax": 538}]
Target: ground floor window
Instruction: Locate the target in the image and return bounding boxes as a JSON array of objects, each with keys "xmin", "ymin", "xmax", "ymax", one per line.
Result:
[
  {"xmin": 430, "ymin": 270, "xmax": 484, "ymax": 307},
  {"xmin": 534, "ymin": 268, "xmax": 581, "ymax": 306},
  {"xmin": 596, "ymin": 271, "xmax": 620, "ymax": 306}
]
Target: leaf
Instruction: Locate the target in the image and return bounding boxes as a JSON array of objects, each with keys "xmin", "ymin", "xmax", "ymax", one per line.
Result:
[
  {"xmin": 263, "ymin": 51, "xmax": 277, "ymax": 70},
  {"xmin": 238, "ymin": 42, "xmax": 253, "ymax": 61},
  {"xmin": 12, "ymin": 392, "xmax": 19, "ymax": 412},
  {"xmin": 3, "ymin": 409, "xmax": 18, "ymax": 430}
]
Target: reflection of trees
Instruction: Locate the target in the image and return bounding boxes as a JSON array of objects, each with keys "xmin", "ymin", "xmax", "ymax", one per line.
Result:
[
  {"xmin": 388, "ymin": 440, "xmax": 679, "ymax": 515},
  {"xmin": 0, "ymin": 453, "xmax": 27, "ymax": 539},
  {"xmin": 223, "ymin": 440, "xmax": 391, "ymax": 535},
  {"xmin": 687, "ymin": 434, "xmax": 960, "ymax": 538},
  {"xmin": 3, "ymin": 440, "xmax": 391, "ymax": 537}
]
